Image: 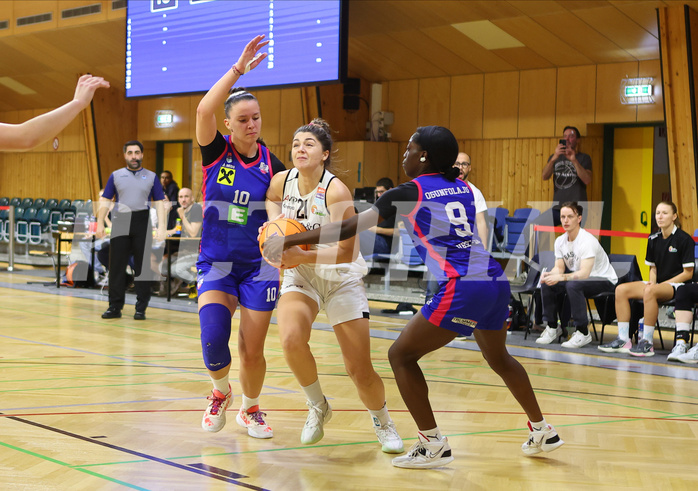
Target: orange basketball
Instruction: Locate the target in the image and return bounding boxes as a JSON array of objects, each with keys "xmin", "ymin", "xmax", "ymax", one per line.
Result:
[{"xmin": 259, "ymin": 217, "xmax": 309, "ymax": 267}]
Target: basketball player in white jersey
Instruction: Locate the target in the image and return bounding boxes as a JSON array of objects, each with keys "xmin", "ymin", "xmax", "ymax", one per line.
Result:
[{"xmin": 264, "ymin": 118, "xmax": 403, "ymax": 454}]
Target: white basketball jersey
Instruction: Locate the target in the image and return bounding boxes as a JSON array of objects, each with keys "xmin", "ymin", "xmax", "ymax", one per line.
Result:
[{"xmin": 281, "ymin": 168, "xmax": 367, "ymax": 279}]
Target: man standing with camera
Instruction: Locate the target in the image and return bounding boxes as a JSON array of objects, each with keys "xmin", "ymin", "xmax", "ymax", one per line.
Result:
[{"xmin": 542, "ymin": 126, "xmax": 592, "ymax": 225}]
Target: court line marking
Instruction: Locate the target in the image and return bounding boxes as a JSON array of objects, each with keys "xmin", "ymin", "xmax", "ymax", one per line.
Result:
[
  {"xmin": 0, "ymin": 439, "xmax": 150, "ymax": 490},
  {"xmin": 1, "ymin": 413, "xmax": 271, "ymax": 490}
]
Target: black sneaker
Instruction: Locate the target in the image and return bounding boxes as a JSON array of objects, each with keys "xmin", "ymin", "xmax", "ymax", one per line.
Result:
[
  {"xmin": 134, "ymin": 311, "xmax": 146, "ymax": 321},
  {"xmin": 101, "ymin": 307, "xmax": 122, "ymax": 319}
]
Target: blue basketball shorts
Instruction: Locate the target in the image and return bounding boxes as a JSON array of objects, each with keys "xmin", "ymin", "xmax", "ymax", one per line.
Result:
[
  {"xmin": 421, "ymin": 277, "xmax": 511, "ymax": 336},
  {"xmin": 196, "ymin": 258, "xmax": 280, "ymax": 312}
]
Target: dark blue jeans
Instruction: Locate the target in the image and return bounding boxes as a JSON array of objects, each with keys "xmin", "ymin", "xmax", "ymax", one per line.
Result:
[{"xmin": 542, "ymin": 277, "xmax": 615, "ymax": 331}]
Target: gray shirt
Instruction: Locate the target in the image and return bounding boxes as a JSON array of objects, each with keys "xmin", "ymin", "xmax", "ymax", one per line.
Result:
[
  {"xmin": 103, "ymin": 167, "xmax": 165, "ymax": 216},
  {"xmin": 548, "ymin": 151, "xmax": 592, "ymax": 204}
]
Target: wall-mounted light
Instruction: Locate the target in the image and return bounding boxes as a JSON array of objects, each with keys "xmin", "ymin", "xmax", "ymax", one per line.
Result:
[
  {"xmin": 621, "ymin": 77, "xmax": 654, "ymax": 105},
  {"xmin": 155, "ymin": 110, "xmax": 175, "ymax": 128}
]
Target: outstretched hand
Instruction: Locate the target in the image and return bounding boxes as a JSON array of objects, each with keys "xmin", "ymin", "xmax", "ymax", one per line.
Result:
[
  {"xmin": 73, "ymin": 74, "xmax": 110, "ymax": 108},
  {"xmin": 234, "ymin": 34, "xmax": 269, "ymax": 75}
]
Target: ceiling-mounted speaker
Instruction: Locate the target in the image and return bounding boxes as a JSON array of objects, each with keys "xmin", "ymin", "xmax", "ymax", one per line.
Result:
[{"xmin": 343, "ymin": 78, "xmax": 361, "ymax": 111}]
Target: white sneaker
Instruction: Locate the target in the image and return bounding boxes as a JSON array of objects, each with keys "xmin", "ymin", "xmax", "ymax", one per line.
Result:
[
  {"xmin": 677, "ymin": 344, "xmax": 698, "ymax": 364},
  {"xmin": 375, "ymin": 422, "xmax": 404, "ymax": 453},
  {"xmin": 521, "ymin": 422, "xmax": 564, "ymax": 455},
  {"xmin": 561, "ymin": 331, "xmax": 593, "ymax": 349},
  {"xmin": 391, "ymin": 436, "xmax": 454, "ymax": 469},
  {"xmin": 300, "ymin": 399, "xmax": 332, "ymax": 444},
  {"xmin": 667, "ymin": 341, "xmax": 688, "ymax": 361},
  {"xmin": 236, "ymin": 406, "xmax": 273, "ymax": 439},
  {"xmin": 536, "ymin": 325, "xmax": 562, "ymax": 344},
  {"xmin": 201, "ymin": 386, "xmax": 232, "ymax": 433}
]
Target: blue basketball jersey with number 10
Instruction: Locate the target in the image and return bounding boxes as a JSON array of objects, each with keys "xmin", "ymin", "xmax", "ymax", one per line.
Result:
[
  {"xmin": 199, "ymin": 135, "xmax": 275, "ymax": 265},
  {"xmin": 407, "ymin": 173, "xmax": 503, "ymax": 281}
]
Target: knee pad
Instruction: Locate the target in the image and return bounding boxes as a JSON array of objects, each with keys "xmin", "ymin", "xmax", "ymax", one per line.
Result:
[
  {"xmin": 199, "ymin": 303, "xmax": 232, "ymax": 371},
  {"xmin": 675, "ymin": 285, "xmax": 696, "ymax": 311}
]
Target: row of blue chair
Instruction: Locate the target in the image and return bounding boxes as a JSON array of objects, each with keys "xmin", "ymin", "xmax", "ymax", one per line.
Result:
[{"xmin": 0, "ymin": 198, "xmax": 93, "ymax": 245}]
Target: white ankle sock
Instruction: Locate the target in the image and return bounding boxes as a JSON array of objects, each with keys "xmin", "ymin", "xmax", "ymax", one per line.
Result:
[
  {"xmin": 617, "ymin": 322, "xmax": 630, "ymax": 341},
  {"xmin": 530, "ymin": 418, "xmax": 547, "ymax": 431},
  {"xmin": 643, "ymin": 325, "xmax": 655, "ymax": 342},
  {"xmin": 368, "ymin": 402, "xmax": 390, "ymax": 427},
  {"xmin": 211, "ymin": 374, "xmax": 230, "ymax": 395},
  {"xmin": 302, "ymin": 379, "xmax": 325, "ymax": 405},
  {"xmin": 419, "ymin": 427, "xmax": 443, "ymax": 442},
  {"xmin": 242, "ymin": 395, "xmax": 259, "ymax": 412}
]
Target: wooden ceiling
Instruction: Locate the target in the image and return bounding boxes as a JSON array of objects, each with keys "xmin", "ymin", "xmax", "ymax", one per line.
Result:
[{"xmin": 1, "ymin": 0, "xmax": 698, "ymax": 112}]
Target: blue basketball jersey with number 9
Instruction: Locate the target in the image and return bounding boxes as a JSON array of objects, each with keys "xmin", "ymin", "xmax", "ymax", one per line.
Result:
[{"xmin": 405, "ymin": 174, "xmax": 503, "ymax": 280}]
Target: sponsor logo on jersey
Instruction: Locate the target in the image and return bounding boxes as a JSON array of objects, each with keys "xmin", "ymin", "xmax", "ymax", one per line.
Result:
[
  {"xmin": 311, "ymin": 204, "xmax": 326, "ymax": 216},
  {"xmin": 452, "ymin": 317, "xmax": 477, "ymax": 328},
  {"xmin": 316, "ymin": 187, "xmax": 326, "ymax": 202},
  {"xmin": 226, "ymin": 152, "xmax": 233, "ymax": 164},
  {"xmin": 217, "ymin": 166, "xmax": 236, "ymax": 186},
  {"xmin": 259, "ymin": 161, "xmax": 269, "ymax": 174},
  {"xmin": 228, "ymin": 204, "xmax": 248, "ymax": 225},
  {"xmin": 669, "ymin": 246, "xmax": 678, "ymax": 253}
]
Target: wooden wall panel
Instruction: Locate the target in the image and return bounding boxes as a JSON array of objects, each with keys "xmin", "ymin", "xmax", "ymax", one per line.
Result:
[
  {"xmin": 279, "ymin": 89, "xmax": 305, "ymax": 147},
  {"xmin": 637, "ymin": 59, "xmax": 665, "ymax": 122},
  {"xmin": 256, "ymin": 89, "xmax": 282, "ymax": 146},
  {"xmin": 318, "ymin": 80, "xmax": 370, "ymax": 141},
  {"xmin": 436, "ymin": 136, "xmax": 603, "ymax": 213},
  {"xmin": 556, "ymin": 65, "xmax": 597, "ymax": 135},
  {"xmin": 0, "ymin": 152, "xmax": 91, "ymax": 200},
  {"xmin": 659, "ymin": 6, "xmax": 698, "ymax": 233},
  {"xmin": 417, "ymin": 77, "xmax": 451, "ymax": 128},
  {"xmin": 449, "ymin": 74, "xmax": 484, "ymax": 140},
  {"xmin": 483, "ymin": 71, "xmax": 519, "ymax": 138},
  {"xmin": 386, "ymin": 79, "xmax": 419, "ymax": 142},
  {"xmin": 137, "ymin": 97, "xmax": 193, "ymax": 142},
  {"xmin": 92, "ymin": 85, "xmax": 138, "ymax": 187},
  {"xmin": 596, "ymin": 61, "xmax": 639, "ymax": 123},
  {"xmin": 518, "ymin": 68, "xmax": 557, "ymax": 137}
]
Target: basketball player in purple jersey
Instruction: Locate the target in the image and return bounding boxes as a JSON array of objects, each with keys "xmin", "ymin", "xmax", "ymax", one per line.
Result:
[
  {"xmin": 263, "ymin": 125, "xmax": 564, "ymax": 468},
  {"xmin": 196, "ymin": 35, "xmax": 285, "ymax": 439}
]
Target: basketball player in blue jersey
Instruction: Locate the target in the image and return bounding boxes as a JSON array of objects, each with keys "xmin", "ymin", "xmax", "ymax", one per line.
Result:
[
  {"xmin": 263, "ymin": 125, "xmax": 563, "ymax": 468},
  {"xmin": 264, "ymin": 119, "xmax": 403, "ymax": 454},
  {"xmin": 195, "ymin": 35, "xmax": 285, "ymax": 439}
]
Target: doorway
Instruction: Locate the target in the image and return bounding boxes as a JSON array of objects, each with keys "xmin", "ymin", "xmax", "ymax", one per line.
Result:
[
  {"xmin": 156, "ymin": 140, "xmax": 193, "ymax": 191},
  {"xmin": 605, "ymin": 125, "xmax": 670, "ymax": 279}
]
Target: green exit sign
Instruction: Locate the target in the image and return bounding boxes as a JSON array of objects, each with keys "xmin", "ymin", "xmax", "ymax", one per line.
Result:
[{"xmin": 625, "ymin": 85, "xmax": 652, "ymax": 97}]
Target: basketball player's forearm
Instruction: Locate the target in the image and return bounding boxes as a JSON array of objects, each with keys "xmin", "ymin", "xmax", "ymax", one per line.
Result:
[
  {"xmin": 284, "ymin": 216, "xmax": 360, "ymax": 248},
  {"xmin": 303, "ymin": 245, "xmax": 354, "ymax": 265}
]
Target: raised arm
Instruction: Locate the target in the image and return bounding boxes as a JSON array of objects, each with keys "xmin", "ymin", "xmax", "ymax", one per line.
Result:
[
  {"xmin": 196, "ymin": 35, "xmax": 268, "ymax": 146},
  {"xmin": 0, "ymin": 74, "xmax": 109, "ymax": 151}
]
